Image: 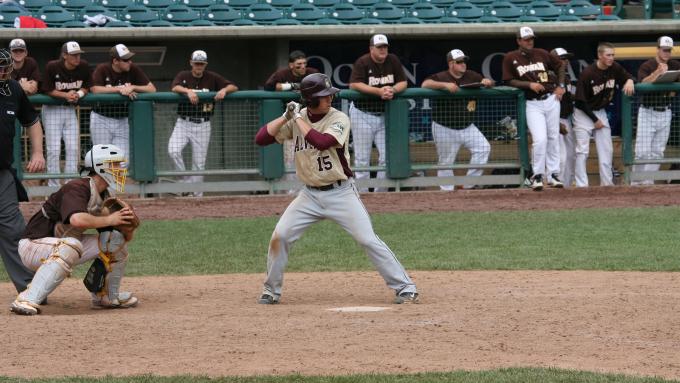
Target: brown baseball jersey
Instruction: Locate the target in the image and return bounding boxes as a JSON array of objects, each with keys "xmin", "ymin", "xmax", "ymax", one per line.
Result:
[
  {"xmin": 550, "ymin": 71, "xmax": 575, "ymax": 118},
  {"xmin": 502, "ymin": 48, "xmax": 562, "ymax": 99},
  {"xmin": 41, "ymin": 59, "xmax": 92, "ymax": 94},
  {"xmin": 11, "ymin": 56, "xmax": 41, "ymax": 83},
  {"xmin": 274, "ymin": 107, "xmax": 352, "ymax": 187},
  {"xmin": 638, "ymin": 58, "xmax": 680, "ymax": 107},
  {"xmin": 426, "ymin": 69, "xmax": 483, "ymax": 128},
  {"xmin": 575, "ymin": 61, "xmax": 633, "ymax": 111},
  {"xmin": 264, "ymin": 67, "xmax": 318, "ymax": 91},
  {"xmin": 92, "ymin": 63, "xmax": 151, "ymax": 118},
  {"xmin": 349, "ymin": 53, "xmax": 407, "ymax": 113},
  {"xmin": 172, "ymin": 70, "xmax": 233, "ymax": 119}
]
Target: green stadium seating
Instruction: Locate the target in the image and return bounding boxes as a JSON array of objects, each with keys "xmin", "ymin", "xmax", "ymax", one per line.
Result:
[
  {"xmin": 19, "ymin": 0, "xmax": 53, "ymax": 11},
  {"xmin": 564, "ymin": 0, "xmax": 599, "ymax": 19},
  {"xmin": 148, "ymin": 18, "xmax": 173, "ymax": 24},
  {"xmin": 272, "ymin": 15, "xmax": 302, "ymax": 22},
  {"xmin": 327, "ymin": 2, "xmax": 364, "ymax": 22},
  {"xmin": 104, "ymin": 18, "xmax": 131, "ymax": 24},
  {"xmin": 407, "ymin": 3, "xmax": 444, "ymax": 20},
  {"xmin": 315, "ymin": 15, "xmax": 342, "ymax": 22},
  {"xmin": 644, "ymin": 0, "xmax": 678, "ymax": 18},
  {"xmin": 204, "ymin": 4, "xmax": 241, "ymax": 23},
  {"xmin": 423, "ymin": 0, "xmax": 456, "ymax": 8},
  {"xmin": 57, "ymin": 0, "xmax": 94, "ymax": 12},
  {"xmin": 264, "ymin": 0, "xmax": 301, "ymax": 7},
  {"xmin": 307, "ymin": 0, "xmax": 339, "ymax": 7},
  {"xmin": 524, "ymin": 0, "xmax": 560, "ymax": 19},
  {"xmin": 163, "ymin": 3, "xmax": 201, "ymax": 24},
  {"xmin": 78, "ymin": 4, "xmax": 117, "ymax": 17},
  {"xmin": 139, "ymin": 0, "xmax": 174, "ymax": 9},
  {"xmin": 345, "ymin": 0, "xmax": 379, "ymax": 8},
  {"xmin": 230, "ymin": 16, "xmax": 257, "ymax": 23},
  {"xmin": 487, "ymin": 0, "xmax": 521, "ymax": 20},
  {"xmin": 36, "ymin": 5, "xmax": 76, "ymax": 26},
  {"xmin": 121, "ymin": 4, "xmax": 159, "ymax": 25},
  {"xmin": 555, "ymin": 10, "xmax": 579, "ymax": 19},
  {"xmin": 397, "ymin": 15, "xmax": 422, "ymax": 21},
  {"xmin": 62, "ymin": 18, "xmax": 87, "ymax": 25},
  {"xmin": 445, "ymin": 1, "xmax": 483, "ymax": 21},
  {"xmin": 478, "ymin": 12, "xmax": 502, "ymax": 20},
  {"xmin": 517, "ymin": 12, "xmax": 541, "ymax": 20},
  {"xmin": 288, "ymin": 3, "xmax": 326, "ymax": 23},
  {"xmin": 368, "ymin": 2, "xmax": 405, "ymax": 22},
  {"xmin": 0, "ymin": 3, "xmax": 31, "ymax": 26},
  {"xmin": 99, "ymin": 0, "xmax": 135, "ymax": 10},
  {"xmin": 385, "ymin": 0, "xmax": 418, "ymax": 9},
  {"xmin": 243, "ymin": 3, "xmax": 283, "ymax": 23},
  {"xmin": 438, "ymin": 14, "xmax": 462, "ymax": 21},
  {"xmin": 188, "ymin": 17, "xmax": 215, "ymax": 23},
  {"xmin": 467, "ymin": 0, "xmax": 494, "ymax": 7},
  {"xmin": 219, "ymin": 0, "xmax": 258, "ymax": 8}
]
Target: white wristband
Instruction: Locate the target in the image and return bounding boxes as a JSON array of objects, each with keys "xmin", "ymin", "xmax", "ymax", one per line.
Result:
[
  {"xmin": 281, "ymin": 83, "xmax": 292, "ymax": 91},
  {"xmin": 76, "ymin": 90, "xmax": 85, "ymax": 98}
]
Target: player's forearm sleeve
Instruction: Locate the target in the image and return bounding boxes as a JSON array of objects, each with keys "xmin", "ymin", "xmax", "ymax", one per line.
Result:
[
  {"xmin": 305, "ymin": 129, "xmax": 339, "ymax": 150},
  {"xmin": 575, "ymin": 100, "xmax": 598, "ymax": 123},
  {"xmin": 255, "ymin": 125, "xmax": 276, "ymax": 146}
]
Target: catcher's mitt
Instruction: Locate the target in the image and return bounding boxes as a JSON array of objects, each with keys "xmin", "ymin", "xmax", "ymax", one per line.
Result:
[{"xmin": 101, "ymin": 197, "xmax": 140, "ymax": 240}]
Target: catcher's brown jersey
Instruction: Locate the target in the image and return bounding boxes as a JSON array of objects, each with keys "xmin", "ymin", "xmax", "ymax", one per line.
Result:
[
  {"xmin": 92, "ymin": 63, "xmax": 151, "ymax": 118},
  {"xmin": 11, "ymin": 56, "xmax": 41, "ymax": 83},
  {"xmin": 575, "ymin": 62, "xmax": 633, "ymax": 111},
  {"xmin": 264, "ymin": 67, "xmax": 318, "ymax": 91},
  {"xmin": 350, "ymin": 53, "xmax": 407, "ymax": 113},
  {"xmin": 41, "ymin": 59, "xmax": 92, "ymax": 93},
  {"xmin": 274, "ymin": 107, "xmax": 352, "ymax": 187},
  {"xmin": 638, "ymin": 58, "xmax": 680, "ymax": 107},
  {"xmin": 502, "ymin": 49, "xmax": 562, "ymax": 99},
  {"xmin": 426, "ymin": 69, "xmax": 483, "ymax": 128},
  {"xmin": 172, "ymin": 70, "xmax": 233, "ymax": 119}
]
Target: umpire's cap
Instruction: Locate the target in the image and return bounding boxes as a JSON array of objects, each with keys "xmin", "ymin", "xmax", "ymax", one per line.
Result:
[{"xmin": 300, "ymin": 73, "xmax": 339, "ymax": 100}]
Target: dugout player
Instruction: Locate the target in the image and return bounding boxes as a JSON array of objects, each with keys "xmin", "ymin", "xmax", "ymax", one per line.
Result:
[
  {"xmin": 573, "ymin": 42, "xmax": 634, "ymax": 187},
  {"xmin": 9, "ymin": 39, "xmax": 40, "ymax": 96},
  {"xmin": 169, "ymin": 50, "xmax": 238, "ymax": 197},
  {"xmin": 632, "ymin": 36, "xmax": 679, "ymax": 185},
  {"xmin": 0, "ymin": 48, "xmax": 45, "ymax": 294},
  {"xmin": 550, "ymin": 47, "xmax": 577, "ymax": 188},
  {"xmin": 90, "ymin": 44, "xmax": 157, "ymax": 160},
  {"xmin": 254, "ymin": 73, "xmax": 419, "ymax": 305},
  {"xmin": 421, "ymin": 49, "xmax": 494, "ymax": 190},
  {"xmin": 349, "ymin": 34, "xmax": 407, "ymax": 192},
  {"xmin": 503, "ymin": 26, "xmax": 566, "ymax": 191},
  {"xmin": 42, "ymin": 41, "xmax": 92, "ymax": 188},
  {"xmin": 10, "ymin": 144, "xmax": 138, "ymax": 316}
]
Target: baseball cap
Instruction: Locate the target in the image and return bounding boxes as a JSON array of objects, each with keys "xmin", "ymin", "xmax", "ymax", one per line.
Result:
[
  {"xmin": 370, "ymin": 34, "xmax": 389, "ymax": 47},
  {"xmin": 551, "ymin": 47, "xmax": 574, "ymax": 59},
  {"xmin": 61, "ymin": 41, "xmax": 84, "ymax": 55},
  {"xmin": 658, "ymin": 36, "xmax": 674, "ymax": 49},
  {"xmin": 517, "ymin": 26, "xmax": 535, "ymax": 40},
  {"xmin": 447, "ymin": 49, "xmax": 469, "ymax": 62},
  {"xmin": 110, "ymin": 43, "xmax": 134, "ymax": 60},
  {"xmin": 9, "ymin": 39, "xmax": 26, "ymax": 50},
  {"xmin": 191, "ymin": 50, "xmax": 208, "ymax": 63}
]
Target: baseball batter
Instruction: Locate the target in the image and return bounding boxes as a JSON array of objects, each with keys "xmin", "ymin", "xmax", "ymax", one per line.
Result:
[
  {"xmin": 632, "ymin": 36, "xmax": 680, "ymax": 185},
  {"xmin": 573, "ymin": 42, "xmax": 634, "ymax": 187},
  {"xmin": 503, "ymin": 26, "xmax": 566, "ymax": 190},
  {"xmin": 42, "ymin": 41, "xmax": 92, "ymax": 188},
  {"xmin": 90, "ymin": 44, "xmax": 156, "ymax": 158},
  {"xmin": 254, "ymin": 73, "xmax": 418, "ymax": 305},
  {"xmin": 349, "ymin": 34, "xmax": 407, "ymax": 192},
  {"xmin": 422, "ymin": 49, "xmax": 494, "ymax": 191},
  {"xmin": 169, "ymin": 50, "xmax": 238, "ymax": 197},
  {"xmin": 8, "ymin": 39, "xmax": 40, "ymax": 96},
  {"xmin": 10, "ymin": 144, "xmax": 138, "ymax": 316},
  {"xmin": 550, "ymin": 47, "xmax": 577, "ymax": 188}
]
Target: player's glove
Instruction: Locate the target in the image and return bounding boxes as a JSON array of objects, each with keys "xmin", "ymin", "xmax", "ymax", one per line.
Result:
[
  {"xmin": 559, "ymin": 122, "xmax": 568, "ymax": 135},
  {"xmin": 283, "ymin": 101, "xmax": 302, "ymax": 121},
  {"xmin": 100, "ymin": 197, "xmax": 140, "ymax": 241}
]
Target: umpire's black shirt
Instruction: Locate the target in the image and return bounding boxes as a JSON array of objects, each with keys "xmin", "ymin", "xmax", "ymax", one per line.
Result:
[{"xmin": 0, "ymin": 80, "xmax": 40, "ymax": 170}]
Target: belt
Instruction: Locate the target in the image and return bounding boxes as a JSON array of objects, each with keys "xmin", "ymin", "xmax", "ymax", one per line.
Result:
[
  {"xmin": 181, "ymin": 116, "xmax": 210, "ymax": 123},
  {"xmin": 642, "ymin": 105, "xmax": 670, "ymax": 112},
  {"xmin": 307, "ymin": 180, "xmax": 344, "ymax": 191},
  {"xmin": 528, "ymin": 93, "xmax": 551, "ymax": 101}
]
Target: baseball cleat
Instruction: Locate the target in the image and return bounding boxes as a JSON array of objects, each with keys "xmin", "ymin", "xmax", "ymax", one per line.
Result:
[
  {"xmin": 10, "ymin": 299, "xmax": 40, "ymax": 315},
  {"xmin": 549, "ymin": 174, "xmax": 564, "ymax": 188},
  {"xmin": 394, "ymin": 291, "xmax": 420, "ymax": 304},
  {"xmin": 531, "ymin": 174, "xmax": 544, "ymax": 191},
  {"xmin": 91, "ymin": 292, "xmax": 139, "ymax": 309},
  {"xmin": 258, "ymin": 293, "xmax": 279, "ymax": 304}
]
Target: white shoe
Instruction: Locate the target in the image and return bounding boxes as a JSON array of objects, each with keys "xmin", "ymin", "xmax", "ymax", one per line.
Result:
[
  {"xmin": 92, "ymin": 292, "xmax": 139, "ymax": 309},
  {"xmin": 549, "ymin": 174, "xmax": 564, "ymax": 188},
  {"xmin": 10, "ymin": 299, "xmax": 40, "ymax": 315},
  {"xmin": 531, "ymin": 174, "xmax": 544, "ymax": 191}
]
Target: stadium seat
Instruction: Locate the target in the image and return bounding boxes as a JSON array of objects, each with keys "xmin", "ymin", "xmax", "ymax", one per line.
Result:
[
  {"xmin": 188, "ymin": 17, "xmax": 215, "ymax": 24},
  {"xmin": 99, "ymin": 0, "xmax": 135, "ymax": 10},
  {"xmin": 345, "ymin": 0, "xmax": 379, "ymax": 8},
  {"xmin": 0, "ymin": 3, "xmax": 31, "ymax": 26},
  {"xmin": 306, "ymin": 0, "xmax": 339, "ymax": 7},
  {"xmin": 204, "ymin": 3, "xmax": 241, "ymax": 23},
  {"xmin": 368, "ymin": 2, "xmax": 404, "ymax": 22},
  {"xmin": 148, "ymin": 18, "xmax": 173, "ymax": 24},
  {"xmin": 288, "ymin": 3, "xmax": 326, "ymax": 23},
  {"xmin": 384, "ymin": 0, "xmax": 418, "ymax": 9},
  {"xmin": 121, "ymin": 4, "xmax": 158, "ymax": 25},
  {"xmin": 478, "ymin": 12, "xmax": 502, "ymax": 20},
  {"xmin": 163, "ymin": 3, "xmax": 201, "ymax": 24},
  {"xmin": 104, "ymin": 18, "xmax": 131, "ymax": 24},
  {"xmin": 18, "ymin": 0, "xmax": 53, "ymax": 11},
  {"xmin": 445, "ymin": 1, "xmax": 483, "ymax": 21},
  {"xmin": 78, "ymin": 4, "xmax": 117, "ymax": 18},
  {"xmin": 487, "ymin": 0, "xmax": 521, "ymax": 20},
  {"xmin": 355, "ymin": 15, "xmax": 382, "ymax": 21},
  {"xmin": 62, "ymin": 18, "xmax": 87, "ymax": 25},
  {"xmin": 315, "ymin": 15, "xmax": 341, "ymax": 22},
  {"xmin": 555, "ymin": 10, "xmax": 579, "ymax": 20},
  {"xmin": 644, "ymin": 0, "xmax": 677, "ymax": 18},
  {"xmin": 467, "ymin": 0, "xmax": 493, "ymax": 7},
  {"xmin": 517, "ymin": 12, "xmax": 541, "ymax": 20},
  {"xmin": 327, "ymin": 3, "xmax": 364, "ymax": 22},
  {"xmin": 271, "ymin": 16, "xmax": 302, "ymax": 22},
  {"xmin": 181, "ymin": 0, "xmax": 215, "ymax": 12},
  {"xmin": 243, "ymin": 3, "xmax": 283, "ymax": 23},
  {"xmin": 57, "ymin": 0, "xmax": 94, "ymax": 12},
  {"xmin": 139, "ymin": 0, "xmax": 174, "ymax": 9},
  {"xmin": 524, "ymin": 0, "xmax": 560, "ymax": 19},
  {"xmin": 507, "ymin": 0, "xmax": 532, "ymax": 5},
  {"xmin": 423, "ymin": 0, "xmax": 456, "ymax": 8},
  {"xmin": 230, "ymin": 16, "xmax": 257, "ymax": 23},
  {"xmin": 36, "ymin": 5, "xmax": 76, "ymax": 26},
  {"xmin": 264, "ymin": 0, "xmax": 301, "ymax": 7},
  {"xmin": 439, "ymin": 14, "xmax": 462, "ymax": 21},
  {"xmin": 564, "ymin": 0, "xmax": 599, "ymax": 19},
  {"xmin": 398, "ymin": 15, "xmax": 422, "ymax": 21},
  {"xmin": 219, "ymin": 0, "xmax": 257, "ymax": 8},
  {"xmin": 407, "ymin": 3, "xmax": 444, "ymax": 20}
]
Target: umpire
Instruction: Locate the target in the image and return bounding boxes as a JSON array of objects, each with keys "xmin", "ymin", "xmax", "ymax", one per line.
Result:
[{"xmin": 0, "ymin": 48, "xmax": 45, "ymax": 293}]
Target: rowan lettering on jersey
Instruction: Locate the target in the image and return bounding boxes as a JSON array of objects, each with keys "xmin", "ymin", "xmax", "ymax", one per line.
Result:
[
  {"xmin": 349, "ymin": 53, "xmax": 407, "ymax": 113},
  {"xmin": 503, "ymin": 49, "xmax": 562, "ymax": 99},
  {"xmin": 575, "ymin": 61, "xmax": 632, "ymax": 111},
  {"xmin": 41, "ymin": 60, "xmax": 91, "ymax": 95},
  {"xmin": 92, "ymin": 63, "xmax": 150, "ymax": 118}
]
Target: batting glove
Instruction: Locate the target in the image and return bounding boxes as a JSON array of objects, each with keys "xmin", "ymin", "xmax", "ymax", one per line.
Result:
[{"xmin": 283, "ymin": 101, "xmax": 301, "ymax": 121}]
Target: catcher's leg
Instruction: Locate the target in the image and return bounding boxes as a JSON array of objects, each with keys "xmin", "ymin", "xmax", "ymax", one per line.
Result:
[
  {"xmin": 11, "ymin": 238, "xmax": 82, "ymax": 315},
  {"xmin": 91, "ymin": 230, "xmax": 138, "ymax": 309}
]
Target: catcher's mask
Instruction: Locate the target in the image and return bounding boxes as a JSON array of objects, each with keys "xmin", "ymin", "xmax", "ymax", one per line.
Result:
[
  {"xmin": 84, "ymin": 144, "xmax": 128, "ymax": 193},
  {"xmin": 0, "ymin": 49, "xmax": 14, "ymax": 97},
  {"xmin": 300, "ymin": 73, "xmax": 339, "ymax": 108}
]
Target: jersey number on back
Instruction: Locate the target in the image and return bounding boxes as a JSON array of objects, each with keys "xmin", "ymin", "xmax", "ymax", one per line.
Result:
[{"xmin": 317, "ymin": 155, "xmax": 332, "ymax": 171}]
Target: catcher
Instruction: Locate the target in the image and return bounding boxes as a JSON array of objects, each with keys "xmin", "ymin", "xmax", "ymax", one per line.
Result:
[{"xmin": 10, "ymin": 144, "xmax": 140, "ymax": 316}]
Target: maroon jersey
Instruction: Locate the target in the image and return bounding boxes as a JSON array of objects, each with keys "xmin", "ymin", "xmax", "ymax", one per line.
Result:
[
  {"xmin": 575, "ymin": 61, "xmax": 633, "ymax": 111},
  {"xmin": 23, "ymin": 178, "xmax": 101, "ymax": 239},
  {"xmin": 637, "ymin": 58, "xmax": 680, "ymax": 108},
  {"xmin": 264, "ymin": 67, "xmax": 318, "ymax": 91},
  {"xmin": 426, "ymin": 69, "xmax": 483, "ymax": 128},
  {"xmin": 172, "ymin": 70, "xmax": 234, "ymax": 119},
  {"xmin": 92, "ymin": 62, "xmax": 151, "ymax": 118},
  {"xmin": 41, "ymin": 59, "xmax": 92, "ymax": 94},
  {"xmin": 502, "ymin": 48, "xmax": 562, "ymax": 99},
  {"xmin": 10, "ymin": 56, "xmax": 41, "ymax": 83},
  {"xmin": 349, "ymin": 53, "xmax": 407, "ymax": 113}
]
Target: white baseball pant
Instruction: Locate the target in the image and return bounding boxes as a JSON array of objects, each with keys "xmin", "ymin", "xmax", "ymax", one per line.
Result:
[
  {"xmin": 526, "ymin": 95, "xmax": 561, "ymax": 178},
  {"xmin": 573, "ymin": 108, "xmax": 613, "ymax": 187},
  {"xmin": 19, "ymin": 235, "xmax": 117, "ymax": 271},
  {"xmin": 349, "ymin": 102, "xmax": 386, "ymax": 192},
  {"xmin": 431, "ymin": 121, "xmax": 490, "ymax": 191},
  {"xmin": 42, "ymin": 105, "xmax": 79, "ymax": 188},
  {"xmin": 282, "ymin": 139, "xmax": 299, "ymax": 194},
  {"xmin": 168, "ymin": 117, "xmax": 211, "ymax": 197},
  {"xmin": 559, "ymin": 116, "xmax": 576, "ymax": 187},
  {"xmin": 632, "ymin": 106, "xmax": 672, "ymax": 185},
  {"xmin": 90, "ymin": 111, "xmax": 130, "ymax": 159}
]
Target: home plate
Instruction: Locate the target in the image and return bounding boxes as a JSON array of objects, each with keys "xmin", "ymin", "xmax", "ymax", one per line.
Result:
[{"xmin": 326, "ymin": 306, "xmax": 391, "ymax": 312}]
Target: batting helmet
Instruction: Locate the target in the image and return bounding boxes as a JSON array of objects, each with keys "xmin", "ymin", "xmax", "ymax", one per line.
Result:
[
  {"xmin": 0, "ymin": 49, "xmax": 13, "ymax": 96},
  {"xmin": 300, "ymin": 73, "xmax": 339, "ymax": 103}
]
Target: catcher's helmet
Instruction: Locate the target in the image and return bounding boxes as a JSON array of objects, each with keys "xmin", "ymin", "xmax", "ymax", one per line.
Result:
[
  {"xmin": 300, "ymin": 73, "xmax": 339, "ymax": 102},
  {"xmin": 0, "ymin": 49, "xmax": 13, "ymax": 96},
  {"xmin": 84, "ymin": 144, "xmax": 128, "ymax": 193}
]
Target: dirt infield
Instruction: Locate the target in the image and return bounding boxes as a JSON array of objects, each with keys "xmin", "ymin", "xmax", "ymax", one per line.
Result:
[{"xmin": 4, "ymin": 186, "xmax": 680, "ymax": 379}]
